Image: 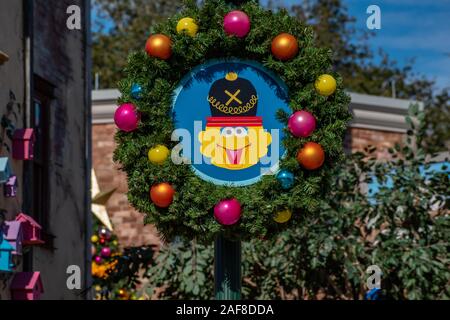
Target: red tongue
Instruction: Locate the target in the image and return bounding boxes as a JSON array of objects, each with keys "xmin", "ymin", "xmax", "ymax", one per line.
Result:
[{"xmin": 226, "ymin": 148, "xmax": 243, "ymax": 164}]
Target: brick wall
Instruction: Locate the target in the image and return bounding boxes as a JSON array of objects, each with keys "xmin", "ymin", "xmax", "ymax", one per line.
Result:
[
  {"xmin": 92, "ymin": 124, "xmax": 406, "ymax": 248},
  {"xmin": 93, "ymin": 124, "xmax": 161, "ymax": 248},
  {"xmin": 348, "ymin": 128, "xmax": 405, "ymax": 158}
]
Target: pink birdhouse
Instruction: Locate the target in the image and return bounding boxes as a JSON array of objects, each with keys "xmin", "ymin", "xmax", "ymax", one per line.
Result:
[
  {"xmin": 10, "ymin": 272, "xmax": 44, "ymax": 300},
  {"xmin": 12, "ymin": 128, "xmax": 35, "ymax": 160},
  {"xmin": 2, "ymin": 221, "xmax": 23, "ymax": 255},
  {"xmin": 15, "ymin": 213, "xmax": 44, "ymax": 245},
  {"xmin": 4, "ymin": 175, "xmax": 18, "ymax": 197}
]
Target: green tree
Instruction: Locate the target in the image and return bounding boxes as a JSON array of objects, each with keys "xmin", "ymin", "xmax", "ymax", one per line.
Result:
[{"xmin": 92, "ymin": 0, "xmax": 181, "ymax": 88}]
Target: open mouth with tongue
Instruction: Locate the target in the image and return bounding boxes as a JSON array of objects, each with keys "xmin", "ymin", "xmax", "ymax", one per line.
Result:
[{"xmin": 217, "ymin": 144, "xmax": 251, "ymax": 165}]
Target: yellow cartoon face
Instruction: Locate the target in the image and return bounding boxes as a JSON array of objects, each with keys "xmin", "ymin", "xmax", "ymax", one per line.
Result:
[{"xmin": 199, "ymin": 126, "xmax": 272, "ymax": 170}]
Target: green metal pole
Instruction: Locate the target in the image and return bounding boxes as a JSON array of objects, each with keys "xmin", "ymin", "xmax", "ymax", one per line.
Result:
[{"xmin": 214, "ymin": 233, "xmax": 241, "ymax": 300}]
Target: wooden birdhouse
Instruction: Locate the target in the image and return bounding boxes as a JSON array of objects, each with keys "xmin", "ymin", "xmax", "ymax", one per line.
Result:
[
  {"xmin": 15, "ymin": 213, "xmax": 44, "ymax": 245},
  {"xmin": 10, "ymin": 272, "xmax": 44, "ymax": 300},
  {"xmin": 0, "ymin": 157, "xmax": 12, "ymax": 183},
  {"xmin": 12, "ymin": 128, "xmax": 35, "ymax": 160},
  {"xmin": 0, "ymin": 233, "xmax": 14, "ymax": 272},
  {"xmin": 4, "ymin": 175, "xmax": 18, "ymax": 197},
  {"xmin": 3, "ymin": 221, "xmax": 23, "ymax": 255}
]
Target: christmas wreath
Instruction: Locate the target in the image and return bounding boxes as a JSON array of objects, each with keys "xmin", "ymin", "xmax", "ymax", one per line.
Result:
[{"xmin": 113, "ymin": 0, "xmax": 351, "ymax": 241}]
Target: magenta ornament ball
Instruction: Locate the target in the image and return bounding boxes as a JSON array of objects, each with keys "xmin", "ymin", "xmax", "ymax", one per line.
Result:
[
  {"xmin": 94, "ymin": 256, "xmax": 102, "ymax": 264},
  {"xmin": 214, "ymin": 198, "xmax": 242, "ymax": 226},
  {"xmin": 288, "ymin": 110, "xmax": 316, "ymax": 138},
  {"xmin": 114, "ymin": 103, "xmax": 140, "ymax": 132},
  {"xmin": 101, "ymin": 247, "xmax": 111, "ymax": 258},
  {"xmin": 223, "ymin": 10, "xmax": 251, "ymax": 38}
]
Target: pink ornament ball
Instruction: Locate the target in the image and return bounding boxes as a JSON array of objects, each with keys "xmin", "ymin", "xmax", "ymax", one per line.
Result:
[
  {"xmin": 288, "ymin": 110, "xmax": 316, "ymax": 138},
  {"xmin": 94, "ymin": 256, "xmax": 102, "ymax": 264},
  {"xmin": 101, "ymin": 247, "xmax": 111, "ymax": 258},
  {"xmin": 114, "ymin": 103, "xmax": 140, "ymax": 132},
  {"xmin": 214, "ymin": 198, "xmax": 242, "ymax": 226},
  {"xmin": 223, "ymin": 10, "xmax": 251, "ymax": 38}
]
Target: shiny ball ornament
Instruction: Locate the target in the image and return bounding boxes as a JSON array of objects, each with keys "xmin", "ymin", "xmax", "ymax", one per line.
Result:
[
  {"xmin": 223, "ymin": 10, "xmax": 251, "ymax": 38},
  {"xmin": 150, "ymin": 183, "xmax": 175, "ymax": 208},
  {"xmin": 98, "ymin": 227, "xmax": 112, "ymax": 240},
  {"xmin": 315, "ymin": 74, "xmax": 337, "ymax": 96},
  {"xmin": 276, "ymin": 170, "xmax": 295, "ymax": 190},
  {"xmin": 91, "ymin": 235, "xmax": 99, "ymax": 243},
  {"xmin": 101, "ymin": 247, "xmax": 111, "ymax": 258},
  {"xmin": 214, "ymin": 198, "xmax": 241, "ymax": 226},
  {"xmin": 274, "ymin": 209, "xmax": 292, "ymax": 223},
  {"xmin": 99, "ymin": 238, "xmax": 106, "ymax": 245},
  {"xmin": 271, "ymin": 33, "xmax": 299, "ymax": 61},
  {"xmin": 118, "ymin": 288, "xmax": 130, "ymax": 300},
  {"xmin": 114, "ymin": 103, "xmax": 140, "ymax": 132},
  {"xmin": 145, "ymin": 34, "xmax": 172, "ymax": 60},
  {"xmin": 288, "ymin": 111, "xmax": 316, "ymax": 138},
  {"xmin": 176, "ymin": 17, "xmax": 199, "ymax": 37},
  {"xmin": 148, "ymin": 145, "xmax": 170, "ymax": 164},
  {"xmin": 94, "ymin": 256, "xmax": 102, "ymax": 264},
  {"xmin": 297, "ymin": 142, "xmax": 325, "ymax": 170},
  {"xmin": 130, "ymin": 83, "xmax": 143, "ymax": 100}
]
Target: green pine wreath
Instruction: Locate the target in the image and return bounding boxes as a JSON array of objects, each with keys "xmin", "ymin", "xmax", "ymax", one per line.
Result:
[{"xmin": 113, "ymin": 0, "xmax": 351, "ymax": 242}]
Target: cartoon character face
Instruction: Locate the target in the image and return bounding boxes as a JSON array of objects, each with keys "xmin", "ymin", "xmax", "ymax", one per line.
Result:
[{"xmin": 199, "ymin": 125, "xmax": 272, "ymax": 170}]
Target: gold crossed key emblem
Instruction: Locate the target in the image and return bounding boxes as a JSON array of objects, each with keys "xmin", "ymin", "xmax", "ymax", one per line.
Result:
[{"xmin": 224, "ymin": 89, "xmax": 242, "ymax": 106}]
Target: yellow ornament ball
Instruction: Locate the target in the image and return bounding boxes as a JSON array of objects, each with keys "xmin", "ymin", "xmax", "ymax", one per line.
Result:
[
  {"xmin": 274, "ymin": 209, "xmax": 292, "ymax": 223},
  {"xmin": 148, "ymin": 145, "xmax": 170, "ymax": 164},
  {"xmin": 91, "ymin": 235, "xmax": 99, "ymax": 243},
  {"xmin": 315, "ymin": 74, "xmax": 337, "ymax": 96},
  {"xmin": 176, "ymin": 17, "xmax": 199, "ymax": 37}
]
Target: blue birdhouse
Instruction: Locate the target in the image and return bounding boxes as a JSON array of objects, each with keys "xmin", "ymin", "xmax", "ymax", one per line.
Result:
[
  {"xmin": 0, "ymin": 232, "xmax": 15, "ymax": 272},
  {"xmin": 365, "ymin": 288, "xmax": 382, "ymax": 300},
  {"xmin": 0, "ymin": 157, "xmax": 12, "ymax": 184}
]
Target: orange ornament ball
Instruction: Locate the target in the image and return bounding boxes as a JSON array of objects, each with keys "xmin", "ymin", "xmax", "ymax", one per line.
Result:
[
  {"xmin": 296, "ymin": 142, "xmax": 325, "ymax": 170},
  {"xmin": 271, "ymin": 33, "xmax": 299, "ymax": 61},
  {"xmin": 150, "ymin": 182, "xmax": 175, "ymax": 208},
  {"xmin": 145, "ymin": 34, "xmax": 172, "ymax": 60}
]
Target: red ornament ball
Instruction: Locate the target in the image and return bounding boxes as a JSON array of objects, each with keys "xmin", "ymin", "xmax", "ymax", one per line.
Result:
[
  {"xmin": 271, "ymin": 33, "xmax": 299, "ymax": 61},
  {"xmin": 150, "ymin": 182, "xmax": 175, "ymax": 208},
  {"xmin": 145, "ymin": 34, "xmax": 172, "ymax": 60},
  {"xmin": 296, "ymin": 142, "xmax": 325, "ymax": 170}
]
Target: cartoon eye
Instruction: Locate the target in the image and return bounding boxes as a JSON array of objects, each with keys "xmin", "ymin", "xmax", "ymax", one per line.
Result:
[
  {"xmin": 221, "ymin": 127, "xmax": 235, "ymax": 137},
  {"xmin": 235, "ymin": 127, "xmax": 248, "ymax": 137}
]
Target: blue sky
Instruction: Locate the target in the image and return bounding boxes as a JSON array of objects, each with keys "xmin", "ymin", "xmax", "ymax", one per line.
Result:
[{"xmin": 268, "ymin": 0, "xmax": 450, "ymax": 91}]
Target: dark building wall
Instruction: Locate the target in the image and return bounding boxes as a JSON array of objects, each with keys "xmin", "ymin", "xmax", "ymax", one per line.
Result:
[
  {"xmin": 0, "ymin": 0, "xmax": 90, "ymax": 299},
  {"xmin": 31, "ymin": 0, "xmax": 90, "ymax": 300}
]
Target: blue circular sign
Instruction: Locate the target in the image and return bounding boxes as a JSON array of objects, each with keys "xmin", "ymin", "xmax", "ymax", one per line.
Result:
[{"xmin": 172, "ymin": 59, "xmax": 290, "ymax": 186}]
